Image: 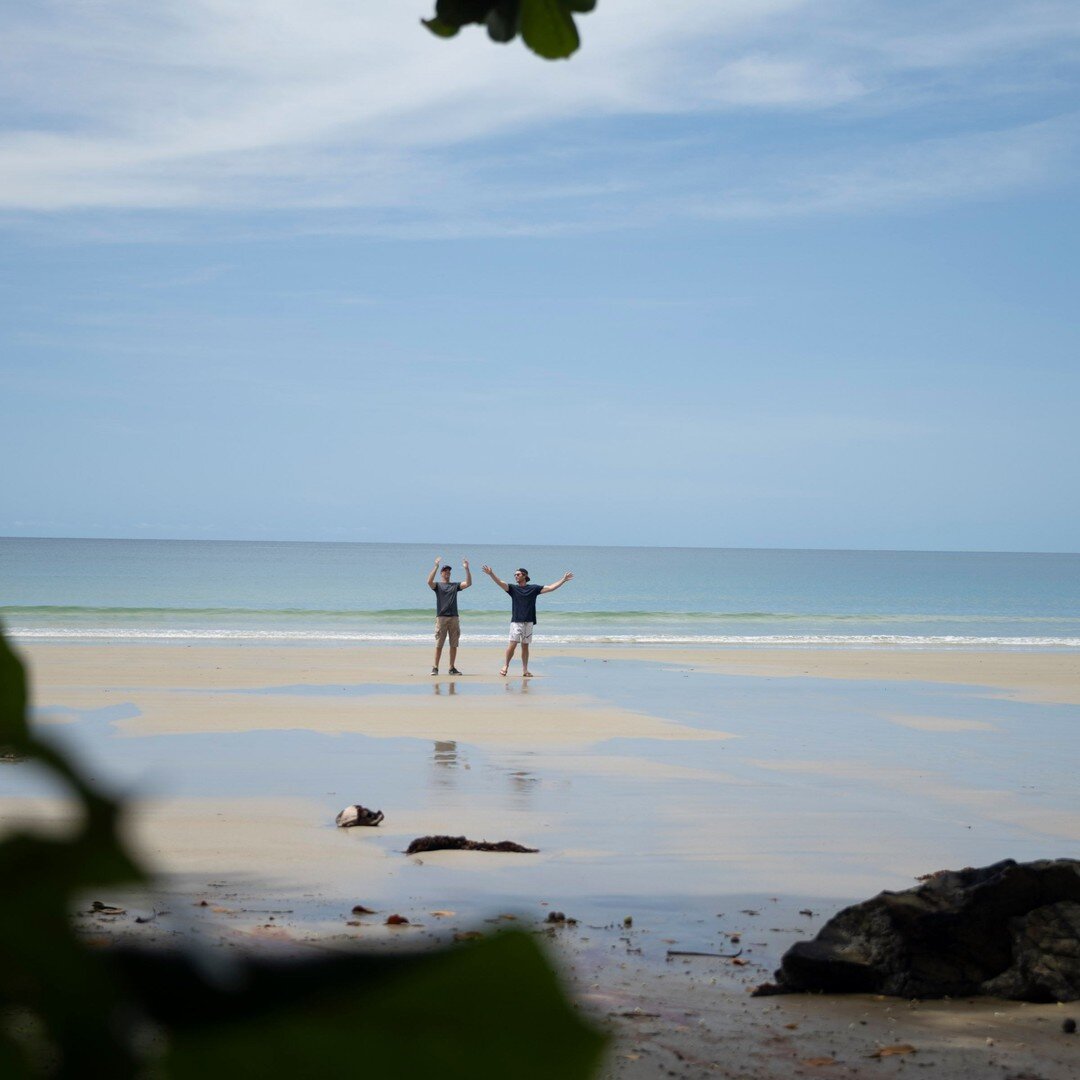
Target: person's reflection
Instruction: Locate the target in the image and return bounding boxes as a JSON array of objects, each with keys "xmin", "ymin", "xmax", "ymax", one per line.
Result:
[
  {"xmin": 433, "ymin": 680, "xmax": 458, "ymax": 696},
  {"xmin": 434, "ymin": 740, "xmax": 457, "ymax": 766},
  {"xmin": 430, "ymin": 740, "xmax": 459, "ymax": 789},
  {"xmin": 508, "ymin": 769, "xmax": 538, "ymax": 807},
  {"xmin": 503, "ymin": 679, "xmax": 531, "ymax": 695}
]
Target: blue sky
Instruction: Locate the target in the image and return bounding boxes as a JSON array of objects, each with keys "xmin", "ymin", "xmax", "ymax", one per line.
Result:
[{"xmin": 2, "ymin": 1, "xmax": 1078, "ymax": 551}]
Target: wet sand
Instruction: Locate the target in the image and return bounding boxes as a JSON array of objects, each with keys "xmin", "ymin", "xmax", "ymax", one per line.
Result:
[
  {"xmin": 7, "ymin": 641, "xmax": 1080, "ymax": 1078},
  {"xmin": 579, "ymin": 645, "xmax": 1080, "ymax": 705}
]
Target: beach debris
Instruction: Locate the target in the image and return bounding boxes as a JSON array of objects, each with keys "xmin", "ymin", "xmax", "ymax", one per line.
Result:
[
  {"xmin": 404, "ymin": 835, "xmax": 538, "ymax": 855},
  {"xmin": 335, "ymin": 804, "xmax": 384, "ymax": 827},
  {"xmin": 869, "ymin": 1044, "xmax": 916, "ymax": 1058},
  {"xmin": 89, "ymin": 901, "xmax": 126, "ymax": 916},
  {"xmin": 758, "ymin": 858, "xmax": 1080, "ymax": 1001},
  {"xmin": 666, "ymin": 949, "xmax": 744, "ymax": 960},
  {"xmin": 135, "ymin": 910, "xmax": 168, "ymax": 924},
  {"xmin": 430, "ymin": 909, "xmax": 456, "ymax": 918},
  {"xmin": 623, "ymin": 916, "xmax": 633, "ymax": 927},
  {"xmin": 351, "ymin": 904, "xmax": 376, "ymax": 915},
  {"xmin": 1064, "ymin": 1018, "xmax": 1077, "ymax": 1034},
  {"xmin": 543, "ymin": 911, "xmax": 578, "ymax": 927},
  {"xmin": 385, "ymin": 914, "xmax": 409, "ymax": 925}
]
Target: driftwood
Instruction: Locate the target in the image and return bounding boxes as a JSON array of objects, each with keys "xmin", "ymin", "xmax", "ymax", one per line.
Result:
[
  {"xmin": 757, "ymin": 858, "xmax": 1080, "ymax": 1001},
  {"xmin": 666, "ymin": 949, "xmax": 744, "ymax": 959},
  {"xmin": 405, "ymin": 835, "xmax": 538, "ymax": 855}
]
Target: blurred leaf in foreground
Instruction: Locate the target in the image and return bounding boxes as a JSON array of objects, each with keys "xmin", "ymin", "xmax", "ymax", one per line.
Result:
[
  {"xmin": 423, "ymin": 0, "xmax": 596, "ymax": 59},
  {"xmin": 0, "ymin": 626, "xmax": 606, "ymax": 1077},
  {"xmin": 162, "ymin": 932, "xmax": 606, "ymax": 1078},
  {"xmin": 0, "ymin": 627, "xmax": 145, "ymax": 1076}
]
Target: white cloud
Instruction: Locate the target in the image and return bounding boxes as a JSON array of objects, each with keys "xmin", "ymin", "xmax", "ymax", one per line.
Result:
[
  {"xmin": 690, "ymin": 114, "xmax": 1080, "ymax": 219},
  {"xmin": 0, "ymin": 1, "xmax": 1076, "ymax": 226}
]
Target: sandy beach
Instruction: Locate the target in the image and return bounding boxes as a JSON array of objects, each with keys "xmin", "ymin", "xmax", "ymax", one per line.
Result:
[{"xmin": 6, "ymin": 641, "xmax": 1080, "ymax": 1077}]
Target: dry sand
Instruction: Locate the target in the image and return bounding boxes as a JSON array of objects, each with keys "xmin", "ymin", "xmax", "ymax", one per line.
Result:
[
  {"xmin": 9, "ymin": 641, "xmax": 1080, "ymax": 1078},
  {"xmin": 27, "ymin": 642, "xmax": 1080, "ymax": 702}
]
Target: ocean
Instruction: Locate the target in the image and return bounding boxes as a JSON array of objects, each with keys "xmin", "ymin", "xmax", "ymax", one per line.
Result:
[{"xmin": 3, "ymin": 537, "xmax": 1078, "ymax": 648}]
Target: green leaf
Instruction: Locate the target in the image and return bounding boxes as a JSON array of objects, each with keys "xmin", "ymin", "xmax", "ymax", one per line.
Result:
[
  {"xmin": 0, "ymin": 624, "xmax": 30, "ymax": 752},
  {"xmin": 422, "ymin": 16, "xmax": 461, "ymax": 38},
  {"xmin": 436, "ymin": 0, "xmax": 494, "ymax": 26},
  {"xmin": 486, "ymin": 0, "xmax": 522, "ymax": 43},
  {"xmin": 165, "ymin": 932, "xmax": 606, "ymax": 1079},
  {"xmin": 0, "ymin": 625, "xmax": 145, "ymax": 1075},
  {"xmin": 520, "ymin": 0, "xmax": 579, "ymax": 59}
]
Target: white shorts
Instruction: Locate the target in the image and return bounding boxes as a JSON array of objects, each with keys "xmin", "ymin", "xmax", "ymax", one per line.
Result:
[{"xmin": 508, "ymin": 622, "xmax": 534, "ymax": 644}]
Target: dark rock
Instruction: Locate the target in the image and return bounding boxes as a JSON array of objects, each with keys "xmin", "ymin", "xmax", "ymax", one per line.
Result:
[
  {"xmin": 404, "ymin": 835, "xmax": 538, "ymax": 855},
  {"xmin": 983, "ymin": 901, "xmax": 1080, "ymax": 1002},
  {"xmin": 764, "ymin": 859, "xmax": 1080, "ymax": 1001}
]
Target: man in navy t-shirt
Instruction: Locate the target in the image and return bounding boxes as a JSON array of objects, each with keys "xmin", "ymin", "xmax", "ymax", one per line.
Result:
[
  {"xmin": 480, "ymin": 564, "xmax": 574, "ymax": 677},
  {"xmin": 427, "ymin": 556, "xmax": 472, "ymax": 675}
]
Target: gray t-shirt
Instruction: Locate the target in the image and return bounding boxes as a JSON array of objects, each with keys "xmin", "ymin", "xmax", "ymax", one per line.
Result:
[{"xmin": 433, "ymin": 582, "xmax": 461, "ymax": 617}]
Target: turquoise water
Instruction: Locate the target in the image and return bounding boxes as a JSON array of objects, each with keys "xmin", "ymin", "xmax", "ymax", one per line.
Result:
[{"xmin": 2, "ymin": 537, "xmax": 1078, "ymax": 647}]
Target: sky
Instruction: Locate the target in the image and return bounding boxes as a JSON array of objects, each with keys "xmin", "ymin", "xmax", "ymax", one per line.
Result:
[{"xmin": 1, "ymin": 1, "xmax": 1078, "ymax": 552}]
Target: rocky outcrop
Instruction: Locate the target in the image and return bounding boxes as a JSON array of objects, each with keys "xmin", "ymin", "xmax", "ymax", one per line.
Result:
[
  {"xmin": 762, "ymin": 859, "xmax": 1080, "ymax": 1001},
  {"xmin": 982, "ymin": 899, "xmax": 1080, "ymax": 1002}
]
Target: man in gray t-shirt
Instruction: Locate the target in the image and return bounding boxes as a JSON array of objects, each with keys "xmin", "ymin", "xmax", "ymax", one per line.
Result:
[{"xmin": 426, "ymin": 556, "xmax": 472, "ymax": 676}]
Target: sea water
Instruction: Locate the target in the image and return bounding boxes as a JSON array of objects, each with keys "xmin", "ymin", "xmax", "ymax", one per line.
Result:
[{"xmin": 2, "ymin": 537, "xmax": 1078, "ymax": 648}]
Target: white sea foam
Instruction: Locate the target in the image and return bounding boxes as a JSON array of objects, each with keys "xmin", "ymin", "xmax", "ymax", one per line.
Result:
[{"xmin": 9, "ymin": 627, "xmax": 1080, "ymax": 648}]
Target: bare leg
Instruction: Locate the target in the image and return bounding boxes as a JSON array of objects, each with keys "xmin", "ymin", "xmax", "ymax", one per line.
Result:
[
  {"xmin": 521, "ymin": 642, "xmax": 531, "ymax": 676},
  {"xmin": 502, "ymin": 641, "xmax": 516, "ymax": 676},
  {"xmin": 434, "ymin": 644, "xmax": 443, "ymax": 670},
  {"xmin": 449, "ymin": 645, "xmax": 458, "ymax": 670}
]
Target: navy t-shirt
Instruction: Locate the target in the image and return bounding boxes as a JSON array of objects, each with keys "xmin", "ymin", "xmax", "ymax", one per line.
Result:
[
  {"xmin": 507, "ymin": 583, "xmax": 543, "ymax": 624},
  {"xmin": 433, "ymin": 582, "xmax": 460, "ymax": 617}
]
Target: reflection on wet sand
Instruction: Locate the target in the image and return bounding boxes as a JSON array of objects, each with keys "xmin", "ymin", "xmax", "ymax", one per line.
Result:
[
  {"xmin": 432, "ymin": 680, "xmax": 457, "ymax": 696},
  {"xmin": 433, "ymin": 740, "xmax": 458, "ymax": 766},
  {"xmin": 430, "ymin": 739, "xmax": 466, "ymax": 788},
  {"xmin": 508, "ymin": 769, "xmax": 539, "ymax": 807}
]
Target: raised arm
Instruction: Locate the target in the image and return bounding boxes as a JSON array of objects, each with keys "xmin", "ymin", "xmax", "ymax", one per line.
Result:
[
  {"xmin": 459, "ymin": 559, "xmax": 473, "ymax": 591},
  {"xmin": 427, "ymin": 556, "xmax": 440, "ymax": 589},
  {"xmin": 540, "ymin": 571, "xmax": 573, "ymax": 594},
  {"xmin": 481, "ymin": 564, "xmax": 509, "ymax": 592}
]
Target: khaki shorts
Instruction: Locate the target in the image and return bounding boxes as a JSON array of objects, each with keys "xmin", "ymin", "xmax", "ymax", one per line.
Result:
[
  {"xmin": 435, "ymin": 616, "xmax": 460, "ymax": 648},
  {"xmin": 508, "ymin": 621, "xmax": 534, "ymax": 644}
]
